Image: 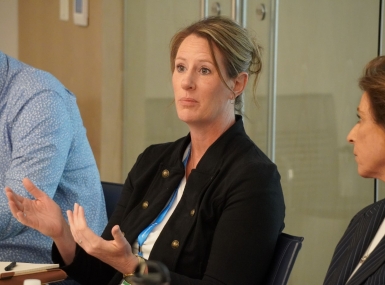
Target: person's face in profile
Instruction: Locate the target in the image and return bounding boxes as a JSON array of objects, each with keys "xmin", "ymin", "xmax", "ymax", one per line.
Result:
[
  {"xmin": 347, "ymin": 92, "xmax": 385, "ymax": 180},
  {"xmin": 172, "ymin": 34, "xmax": 235, "ymax": 127}
]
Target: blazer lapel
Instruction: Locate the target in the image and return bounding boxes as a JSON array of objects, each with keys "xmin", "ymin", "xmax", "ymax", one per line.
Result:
[
  {"xmin": 346, "ymin": 201, "xmax": 385, "ymax": 285},
  {"xmin": 347, "ymin": 237, "xmax": 385, "ymax": 285},
  {"xmin": 329, "ymin": 215, "xmax": 376, "ymax": 285}
]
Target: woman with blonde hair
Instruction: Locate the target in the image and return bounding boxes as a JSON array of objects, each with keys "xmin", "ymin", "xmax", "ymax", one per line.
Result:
[{"xmin": 6, "ymin": 16, "xmax": 285, "ymax": 285}]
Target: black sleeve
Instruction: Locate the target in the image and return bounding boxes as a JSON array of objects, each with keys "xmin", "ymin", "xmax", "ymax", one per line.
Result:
[{"xmin": 169, "ymin": 163, "xmax": 285, "ymax": 285}]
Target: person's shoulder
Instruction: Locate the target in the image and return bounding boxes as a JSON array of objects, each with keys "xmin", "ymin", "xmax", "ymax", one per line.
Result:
[
  {"xmin": 143, "ymin": 142, "xmax": 174, "ymax": 154},
  {"xmin": 351, "ymin": 199, "xmax": 385, "ymax": 223},
  {"xmin": 5, "ymin": 55, "xmax": 68, "ymax": 97},
  {"xmin": 131, "ymin": 137, "xmax": 187, "ymax": 170},
  {"xmin": 23, "ymin": 67, "xmax": 65, "ymax": 93},
  {"xmin": 230, "ymin": 134, "xmax": 276, "ymax": 168},
  {"xmin": 142, "ymin": 136, "xmax": 186, "ymax": 156},
  {"xmin": 221, "ymin": 142, "xmax": 279, "ymax": 187}
]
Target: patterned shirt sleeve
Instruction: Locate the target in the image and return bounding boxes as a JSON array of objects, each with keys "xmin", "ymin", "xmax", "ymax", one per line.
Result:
[
  {"xmin": 0, "ymin": 52, "xmax": 107, "ymax": 263},
  {"xmin": 0, "ymin": 91, "xmax": 71, "ymax": 240}
]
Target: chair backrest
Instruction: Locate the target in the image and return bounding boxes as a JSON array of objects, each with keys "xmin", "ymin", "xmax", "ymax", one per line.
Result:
[
  {"xmin": 101, "ymin": 181, "xmax": 124, "ymax": 219},
  {"xmin": 264, "ymin": 232, "xmax": 304, "ymax": 285}
]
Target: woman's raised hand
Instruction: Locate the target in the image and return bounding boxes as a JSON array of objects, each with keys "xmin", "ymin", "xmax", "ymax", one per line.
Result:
[
  {"xmin": 67, "ymin": 203, "xmax": 138, "ymax": 274},
  {"xmin": 5, "ymin": 178, "xmax": 68, "ymax": 239}
]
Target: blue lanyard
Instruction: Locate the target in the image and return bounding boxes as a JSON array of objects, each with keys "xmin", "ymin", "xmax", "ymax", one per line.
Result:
[{"xmin": 137, "ymin": 147, "xmax": 191, "ymax": 257}]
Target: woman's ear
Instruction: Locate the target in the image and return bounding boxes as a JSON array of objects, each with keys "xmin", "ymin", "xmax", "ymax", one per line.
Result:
[{"xmin": 233, "ymin": 72, "xmax": 249, "ymax": 97}]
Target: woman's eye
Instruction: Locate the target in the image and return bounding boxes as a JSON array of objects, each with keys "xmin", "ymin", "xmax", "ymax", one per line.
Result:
[
  {"xmin": 176, "ymin": 65, "xmax": 186, "ymax": 72},
  {"xmin": 200, "ymin": 67, "xmax": 211, "ymax": 75},
  {"xmin": 356, "ymin": 114, "xmax": 361, "ymax": 123}
]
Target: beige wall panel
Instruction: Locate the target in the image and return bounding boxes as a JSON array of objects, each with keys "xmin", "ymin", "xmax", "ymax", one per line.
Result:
[
  {"xmin": 17, "ymin": 0, "xmax": 123, "ymax": 182},
  {"xmin": 18, "ymin": 0, "xmax": 102, "ymax": 168},
  {"xmin": 100, "ymin": 1, "xmax": 123, "ymax": 182},
  {"xmin": 0, "ymin": 0, "xmax": 18, "ymax": 58}
]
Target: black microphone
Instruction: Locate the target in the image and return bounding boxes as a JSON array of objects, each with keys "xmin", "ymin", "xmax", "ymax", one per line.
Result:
[{"xmin": 130, "ymin": 260, "xmax": 171, "ymax": 285}]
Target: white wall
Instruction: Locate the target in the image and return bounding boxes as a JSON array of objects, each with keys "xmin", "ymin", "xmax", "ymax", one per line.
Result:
[{"xmin": 0, "ymin": 0, "xmax": 18, "ymax": 58}]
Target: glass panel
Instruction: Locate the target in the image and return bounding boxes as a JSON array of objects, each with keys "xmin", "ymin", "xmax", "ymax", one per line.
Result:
[
  {"xmin": 123, "ymin": 1, "xmax": 199, "ymax": 174},
  {"xmin": 207, "ymin": 0, "xmax": 232, "ymax": 17},
  {"xmin": 123, "ymin": 1, "xmax": 380, "ymax": 284},
  {"xmin": 243, "ymin": 1, "xmax": 271, "ymax": 153},
  {"xmin": 378, "ymin": 180, "xmax": 385, "ymax": 200},
  {"xmin": 275, "ymin": 1, "xmax": 379, "ymax": 284}
]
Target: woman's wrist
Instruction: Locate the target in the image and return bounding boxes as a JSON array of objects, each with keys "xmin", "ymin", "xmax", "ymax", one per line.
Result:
[
  {"xmin": 53, "ymin": 223, "xmax": 76, "ymax": 265},
  {"xmin": 123, "ymin": 254, "xmax": 147, "ymax": 278},
  {"xmin": 136, "ymin": 255, "xmax": 147, "ymax": 274}
]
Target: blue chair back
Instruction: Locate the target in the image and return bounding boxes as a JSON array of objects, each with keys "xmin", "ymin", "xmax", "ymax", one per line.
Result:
[
  {"xmin": 101, "ymin": 181, "xmax": 123, "ymax": 219},
  {"xmin": 264, "ymin": 232, "xmax": 304, "ymax": 285}
]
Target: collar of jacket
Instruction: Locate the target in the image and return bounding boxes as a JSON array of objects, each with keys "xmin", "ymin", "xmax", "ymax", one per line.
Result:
[
  {"xmin": 178, "ymin": 114, "xmax": 246, "ymax": 173},
  {"xmin": 346, "ymin": 199, "xmax": 385, "ymax": 285},
  {"xmin": 120, "ymin": 115, "xmax": 246, "ymax": 241},
  {"xmin": 331, "ymin": 199, "xmax": 385, "ymax": 285}
]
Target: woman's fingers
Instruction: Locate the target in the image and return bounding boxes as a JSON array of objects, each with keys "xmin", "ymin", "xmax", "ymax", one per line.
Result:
[
  {"xmin": 111, "ymin": 225, "xmax": 127, "ymax": 247},
  {"xmin": 6, "ymin": 180, "xmax": 68, "ymax": 240},
  {"xmin": 67, "ymin": 208, "xmax": 83, "ymax": 245},
  {"xmin": 68, "ymin": 203, "xmax": 94, "ymax": 247},
  {"xmin": 68, "ymin": 211, "xmax": 132, "ymax": 272},
  {"xmin": 77, "ymin": 205, "xmax": 87, "ymax": 225},
  {"xmin": 5, "ymin": 187, "xmax": 27, "ymax": 221},
  {"xmin": 67, "ymin": 209, "xmax": 78, "ymax": 242},
  {"xmin": 5, "ymin": 187, "xmax": 23, "ymax": 209},
  {"xmin": 71, "ymin": 203, "xmax": 88, "ymax": 230},
  {"xmin": 22, "ymin": 178, "xmax": 48, "ymax": 200}
]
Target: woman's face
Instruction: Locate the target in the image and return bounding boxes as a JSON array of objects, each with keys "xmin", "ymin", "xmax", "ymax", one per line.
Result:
[
  {"xmin": 172, "ymin": 34, "xmax": 236, "ymax": 128},
  {"xmin": 347, "ymin": 92, "xmax": 385, "ymax": 180}
]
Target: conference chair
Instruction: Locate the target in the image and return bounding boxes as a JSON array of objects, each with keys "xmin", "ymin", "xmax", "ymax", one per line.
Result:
[
  {"xmin": 264, "ymin": 232, "xmax": 304, "ymax": 285},
  {"xmin": 101, "ymin": 181, "xmax": 124, "ymax": 219}
]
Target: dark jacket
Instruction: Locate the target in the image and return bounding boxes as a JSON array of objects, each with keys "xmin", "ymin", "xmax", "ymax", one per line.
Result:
[
  {"xmin": 53, "ymin": 116, "xmax": 285, "ymax": 285},
  {"xmin": 324, "ymin": 199, "xmax": 385, "ymax": 285}
]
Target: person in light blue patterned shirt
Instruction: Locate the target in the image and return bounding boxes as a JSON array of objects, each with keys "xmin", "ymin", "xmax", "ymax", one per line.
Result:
[{"xmin": 0, "ymin": 51, "xmax": 108, "ymax": 264}]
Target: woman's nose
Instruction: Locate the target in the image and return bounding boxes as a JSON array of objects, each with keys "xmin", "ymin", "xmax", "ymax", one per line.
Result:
[
  {"xmin": 181, "ymin": 72, "xmax": 195, "ymax": 90},
  {"xmin": 347, "ymin": 125, "xmax": 357, "ymax": 144}
]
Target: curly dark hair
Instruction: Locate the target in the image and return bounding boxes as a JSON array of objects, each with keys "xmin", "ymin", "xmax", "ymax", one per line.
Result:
[{"xmin": 359, "ymin": 56, "xmax": 385, "ymax": 129}]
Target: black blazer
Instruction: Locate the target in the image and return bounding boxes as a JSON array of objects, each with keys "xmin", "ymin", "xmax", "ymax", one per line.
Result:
[
  {"xmin": 53, "ymin": 116, "xmax": 285, "ymax": 285},
  {"xmin": 324, "ymin": 199, "xmax": 385, "ymax": 285}
]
